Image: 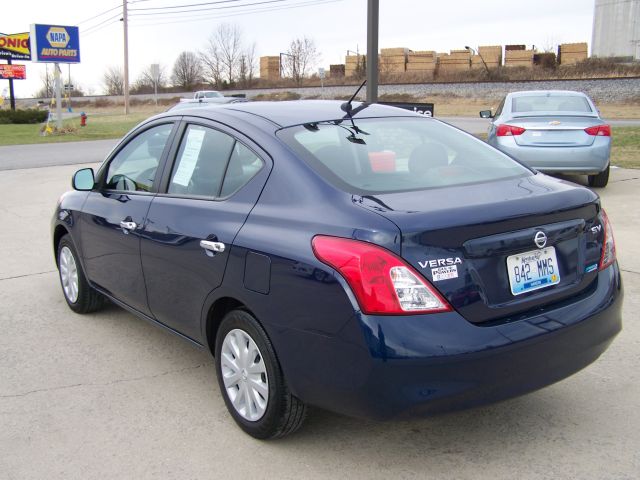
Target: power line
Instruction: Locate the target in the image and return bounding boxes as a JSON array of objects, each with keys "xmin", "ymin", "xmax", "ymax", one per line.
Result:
[
  {"xmin": 129, "ymin": 0, "xmax": 289, "ymax": 16},
  {"xmin": 82, "ymin": 13, "xmax": 123, "ymax": 35},
  {"xmin": 129, "ymin": 0, "xmax": 341, "ymax": 26},
  {"xmin": 129, "ymin": 0, "xmax": 245, "ymax": 11},
  {"xmin": 83, "ymin": 20, "xmax": 121, "ymax": 38},
  {"xmin": 77, "ymin": 4, "xmax": 122, "ymax": 25}
]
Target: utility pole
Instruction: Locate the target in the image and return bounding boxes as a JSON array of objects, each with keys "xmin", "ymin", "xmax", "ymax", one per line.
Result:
[
  {"xmin": 366, "ymin": 0, "xmax": 379, "ymax": 103},
  {"xmin": 7, "ymin": 58, "xmax": 16, "ymax": 111},
  {"xmin": 123, "ymin": 0, "xmax": 130, "ymax": 114}
]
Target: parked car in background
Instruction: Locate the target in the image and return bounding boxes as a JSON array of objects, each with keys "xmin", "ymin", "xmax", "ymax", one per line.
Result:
[
  {"xmin": 192, "ymin": 90, "xmax": 224, "ymax": 100},
  {"xmin": 169, "ymin": 97, "xmax": 248, "ymax": 111},
  {"xmin": 480, "ymin": 91, "xmax": 612, "ymax": 187},
  {"xmin": 52, "ymin": 100, "xmax": 622, "ymax": 439}
]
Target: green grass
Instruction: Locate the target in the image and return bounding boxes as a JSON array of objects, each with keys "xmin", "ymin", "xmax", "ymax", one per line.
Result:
[
  {"xmin": 611, "ymin": 126, "xmax": 640, "ymax": 169},
  {"xmin": 0, "ymin": 113, "xmax": 152, "ymax": 146}
]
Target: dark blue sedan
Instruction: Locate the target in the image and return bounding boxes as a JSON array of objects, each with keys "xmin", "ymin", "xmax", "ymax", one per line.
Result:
[{"xmin": 52, "ymin": 100, "xmax": 622, "ymax": 439}]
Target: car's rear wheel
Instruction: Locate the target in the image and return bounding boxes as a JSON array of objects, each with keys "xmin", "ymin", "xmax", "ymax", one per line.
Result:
[
  {"xmin": 588, "ymin": 165, "xmax": 609, "ymax": 188},
  {"xmin": 215, "ymin": 309, "xmax": 307, "ymax": 439},
  {"xmin": 57, "ymin": 235, "xmax": 105, "ymax": 314}
]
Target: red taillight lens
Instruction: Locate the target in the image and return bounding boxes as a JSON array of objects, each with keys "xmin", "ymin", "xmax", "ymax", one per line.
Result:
[
  {"xmin": 311, "ymin": 236, "xmax": 451, "ymax": 315},
  {"xmin": 585, "ymin": 125, "xmax": 611, "ymax": 136},
  {"xmin": 599, "ymin": 210, "xmax": 616, "ymax": 270},
  {"xmin": 496, "ymin": 124, "xmax": 526, "ymax": 137}
]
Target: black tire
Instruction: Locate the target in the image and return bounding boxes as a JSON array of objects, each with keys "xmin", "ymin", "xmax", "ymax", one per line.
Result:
[
  {"xmin": 57, "ymin": 234, "xmax": 105, "ymax": 314},
  {"xmin": 215, "ymin": 309, "xmax": 307, "ymax": 439},
  {"xmin": 588, "ymin": 165, "xmax": 609, "ymax": 188}
]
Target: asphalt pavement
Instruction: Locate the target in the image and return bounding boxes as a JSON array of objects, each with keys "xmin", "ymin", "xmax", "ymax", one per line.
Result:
[{"xmin": 0, "ymin": 144, "xmax": 639, "ymax": 478}]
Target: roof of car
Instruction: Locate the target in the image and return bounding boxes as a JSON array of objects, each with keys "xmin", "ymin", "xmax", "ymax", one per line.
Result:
[
  {"xmin": 174, "ymin": 100, "xmax": 419, "ymax": 128},
  {"xmin": 508, "ymin": 90, "xmax": 589, "ymax": 97}
]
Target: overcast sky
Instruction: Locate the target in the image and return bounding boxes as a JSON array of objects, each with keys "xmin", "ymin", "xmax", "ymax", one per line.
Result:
[{"xmin": 3, "ymin": 0, "xmax": 595, "ymax": 98}]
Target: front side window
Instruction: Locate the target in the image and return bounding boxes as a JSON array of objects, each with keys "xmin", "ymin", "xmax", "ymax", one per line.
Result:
[
  {"xmin": 278, "ymin": 117, "xmax": 530, "ymax": 194},
  {"xmin": 105, "ymin": 123, "xmax": 173, "ymax": 192}
]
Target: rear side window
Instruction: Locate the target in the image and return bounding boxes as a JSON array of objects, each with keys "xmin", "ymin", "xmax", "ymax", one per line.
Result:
[
  {"xmin": 105, "ymin": 123, "xmax": 173, "ymax": 192},
  {"xmin": 512, "ymin": 95, "xmax": 592, "ymax": 113},
  {"xmin": 278, "ymin": 117, "xmax": 530, "ymax": 194},
  {"xmin": 168, "ymin": 124, "xmax": 263, "ymax": 198}
]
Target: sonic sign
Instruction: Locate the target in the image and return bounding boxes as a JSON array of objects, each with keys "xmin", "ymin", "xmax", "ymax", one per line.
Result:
[{"xmin": 30, "ymin": 24, "xmax": 80, "ymax": 63}]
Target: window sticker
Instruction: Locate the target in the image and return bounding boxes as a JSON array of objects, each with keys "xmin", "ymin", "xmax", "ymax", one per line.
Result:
[{"xmin": 172, "ymin": 128, "xmax": 206, "ymax": 187}]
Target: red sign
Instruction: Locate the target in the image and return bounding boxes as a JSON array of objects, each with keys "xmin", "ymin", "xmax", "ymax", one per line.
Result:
[{"xmin": 0, "ymin": 64, "xmax": 26, "ymax": 79}]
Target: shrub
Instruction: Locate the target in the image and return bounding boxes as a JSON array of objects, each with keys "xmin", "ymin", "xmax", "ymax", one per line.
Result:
[{"xmin": 0, "ymin": 109, "xmax": 49, "ymax": 124}]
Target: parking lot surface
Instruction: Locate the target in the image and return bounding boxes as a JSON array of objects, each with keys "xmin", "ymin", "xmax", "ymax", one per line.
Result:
[{"xmin": 1, "ymin": 157, "xmax": 638, "ymax": 479}]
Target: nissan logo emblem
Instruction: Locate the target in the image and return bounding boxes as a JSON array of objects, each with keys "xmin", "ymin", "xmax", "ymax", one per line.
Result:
[{"xmin": 534, "ymin": 231, "xmax": 547, "ymax": 249}]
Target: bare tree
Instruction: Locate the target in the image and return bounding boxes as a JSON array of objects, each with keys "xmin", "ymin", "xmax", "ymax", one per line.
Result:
[
  {"xmin": 172, "ymin": 51, "xmax": 203, "ymax": 90},
  {"xmin": 200, "ymin": 37, "xmax": 224, "ymax": 88},
  {"xmin": 103, "ymin": 66, "xmax": 124, "ymax": 95},
  {"xmin": 283, "ymin": 37, "xmax": 319, "ymax": 85},
  {"xmin": 133, "ymin": 64, "xmax": 168, "ymax": 93},
  {"xmin": 35, "ymin": 69, "xmax": 54, "ymax": 98},
  {"xmin": 242, "ymin": 41, "xmax": 257, "ymax": 86},
  {"xmin": 201, "ymin": 23, "xmax": 244, "ymax": 86}
]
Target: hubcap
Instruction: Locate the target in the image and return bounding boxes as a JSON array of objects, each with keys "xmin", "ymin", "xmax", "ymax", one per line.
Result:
[
  {"xmin": 220, "ymin": 328, "xmax": 269, "ymax": 421},
  {"xmin": 59, "ymin": 246, "xmax": 79, "ymax": 303}
]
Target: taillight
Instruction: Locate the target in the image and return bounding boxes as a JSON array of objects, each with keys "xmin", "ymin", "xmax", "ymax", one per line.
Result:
[
  {"xmin": 585, "ymin": 125, "xmax": 611, "ymax": 136},
  {"xmin": 496, "ymin": 124, "xmax": 526, "ymax": 136},
  {"xmin": 599, "ymin": 210, "xmax": 616, "ymax": 270},
  {"xmin": 311, "ymin": 235, "xmax": 451, "ymax": 315}
]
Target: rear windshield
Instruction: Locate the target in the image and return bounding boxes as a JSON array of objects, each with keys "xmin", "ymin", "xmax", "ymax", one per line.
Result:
[
  {"xmin": 512, "ymin": 95, "xmax": 592, "ymax": 113},
  {"xmin": 277, "ymin": 117, "xmax": 530, "ymax": 194}
]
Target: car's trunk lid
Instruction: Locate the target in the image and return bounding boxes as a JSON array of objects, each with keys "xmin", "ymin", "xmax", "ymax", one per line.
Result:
[
  {"xmin": 354, "ymin": 173, "xmax": 604, "ymax": 324},
  {"xmin": 506, "ymin": 116, "xmax": 604, "ymax": 147}
]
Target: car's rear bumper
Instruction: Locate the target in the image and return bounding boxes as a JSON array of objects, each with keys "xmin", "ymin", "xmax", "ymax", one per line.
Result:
[
  {"xmin": 276, "ymin": 263, "xmax": 622, "ymax": 420},
  {"xmin": 493, "ymin": 137, "xmax": 610, "ymax": 175}
]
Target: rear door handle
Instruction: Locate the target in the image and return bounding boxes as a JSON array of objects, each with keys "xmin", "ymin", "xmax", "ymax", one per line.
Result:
[
  {"xmin": 120, "ymin": 220, "xmax": 137, "ymax": 233},
  {"xmin": 200, "ymin": 240, "xmax": 225, "ymax": 253}
]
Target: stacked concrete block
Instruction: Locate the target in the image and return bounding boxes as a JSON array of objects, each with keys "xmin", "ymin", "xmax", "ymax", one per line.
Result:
[
  {"xmin": 406, "ymin": 50, "xmax": 436, "ymax": 77},
  {"xmin": 505, "ymin": 49, "xmax": 535, "ymax": 67},
  {"xmin": 471, "ymin": 45, "xmax": 502, "ymax": 69},
  {"xmin": 329, "ymin": 64, "xmax": 345, "ymax": 78},
  {"xmin": 438, "ymin": 49, "xmax": 471, "ymax": 72},
  {"xmin": 260, "ymin": 56, "xmax": 280, "ymax": 80},
  {"xmin": 380, "ymin": 47, "xmax": 408, "ymax": 73},
  {"xmin": 558, "ymin": 43, "xmax": 588, "ymax": 65},
  {"xmin": 345, "ymin": 54, "xmax": 365, "ymax": 77}
]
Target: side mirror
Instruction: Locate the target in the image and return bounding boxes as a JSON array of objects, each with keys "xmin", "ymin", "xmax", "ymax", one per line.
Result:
[
  {"xmin": 72, "ymin": 168, "xmax": 95, "ymax": 191},
  {"xmin": 479, "ymin": 110, "xmax": 493, "ymax": 119}
]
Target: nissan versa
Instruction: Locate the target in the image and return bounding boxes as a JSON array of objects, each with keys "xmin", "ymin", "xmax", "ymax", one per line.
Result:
[{"xmin": 52, "ymin": 101, "xmax": 622, "ymax": 439}]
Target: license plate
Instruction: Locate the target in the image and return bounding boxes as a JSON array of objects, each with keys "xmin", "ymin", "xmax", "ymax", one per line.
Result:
[{"xmin": 506, "ymin": 247, "xmax": 560, "ymax": 296}]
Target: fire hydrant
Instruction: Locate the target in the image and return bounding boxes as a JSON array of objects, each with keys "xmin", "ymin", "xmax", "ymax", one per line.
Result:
[{"xmin": 80, "ymin": 112, "xmax": 87, "ymax": 127}]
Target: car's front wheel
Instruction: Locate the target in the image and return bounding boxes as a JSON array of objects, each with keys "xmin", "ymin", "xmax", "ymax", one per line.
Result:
[
  {"xmin": 57, "ymin": 235, "xmax": 105, "ymax": 313},
  {"xmin": 588, "ymin": 164, "xmax": 610, "ymax": 188},
  {"xmin": 215, "ymin": 309, "xmax": 307, "ymax": 439}
]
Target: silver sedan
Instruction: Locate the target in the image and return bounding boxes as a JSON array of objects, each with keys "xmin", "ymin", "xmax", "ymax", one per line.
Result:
[{"xmin": 481, "ymin": 90, "xmax": 611, "ymax": 187}]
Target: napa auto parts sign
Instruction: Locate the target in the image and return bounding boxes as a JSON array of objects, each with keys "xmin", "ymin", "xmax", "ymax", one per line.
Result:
[
  {"xmin": 0, "ymin": 32, "xmax": 31, "ymax": 60},
  {"xmin": 0, "ymin": 65, "xmax": 26, "ymax": 80},
  {"xmin": 30, "ymin": 24, "xmax": 80, "ymax": 63}
]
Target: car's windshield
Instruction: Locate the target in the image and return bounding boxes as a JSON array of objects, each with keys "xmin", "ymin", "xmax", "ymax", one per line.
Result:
[
  {"xmin": 512, "ymin": 95, "xmax": 592, "ymax": 113},
  {"xmin": 203, "ymin": 91, "xmax": 222, "ymax": 98},
  {"xmin": 278, "ymin": 117, "xmax": 530, "ymax": 194}
]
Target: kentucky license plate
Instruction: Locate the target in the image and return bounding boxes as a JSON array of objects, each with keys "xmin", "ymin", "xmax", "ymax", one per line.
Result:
[{"xmin": 506, "ymin": 247, "xmax": 560, "ymax": 296}]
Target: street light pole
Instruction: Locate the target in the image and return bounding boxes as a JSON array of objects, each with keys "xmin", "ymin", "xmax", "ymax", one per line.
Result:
[
  {"xmin": 123, "ymin": 0, "xmax": 130, "ymax": 114},
  {"xmin": 366, "ymin": 0, "xmax": 379, "ymax": 103},
  {"xmin": 465, "ymin": 46, "xmax": 491, "ymax": 79}
]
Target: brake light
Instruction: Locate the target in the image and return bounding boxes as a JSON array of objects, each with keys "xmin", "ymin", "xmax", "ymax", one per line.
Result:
[
  {"xmin": 585, "ymin": 125, "xmax": 611, "ymax": 136},
  {"xmin": 312, "ymin": 236, "xmax": 451, "ymax": 315},
  {"xmin": 599, "ymin": 210, "xmax": 616, "ymax": 270},
  {"xmin": 496, "ymin": 124, "xmax": 526, "ymax": 136}
]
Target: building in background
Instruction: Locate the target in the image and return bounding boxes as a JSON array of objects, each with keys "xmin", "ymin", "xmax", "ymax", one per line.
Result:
[{"xmin": 592, "ymin": 0, "xmax": 640, "ymax": 60}]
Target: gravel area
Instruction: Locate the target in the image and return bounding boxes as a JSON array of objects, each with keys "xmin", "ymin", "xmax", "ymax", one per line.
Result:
[{"xmin": 17, "ymin": 78, "xmax": 640, "ymax": 108}]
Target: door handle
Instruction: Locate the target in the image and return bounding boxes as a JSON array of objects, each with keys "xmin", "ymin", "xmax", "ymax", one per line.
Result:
[
  {"xmin": 120, "ymin": 221, "xmax": 137, "ymax": 233},
  {"xmin": 200, "ymin": 240, "xmax": 225, "ymax": 253}
]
